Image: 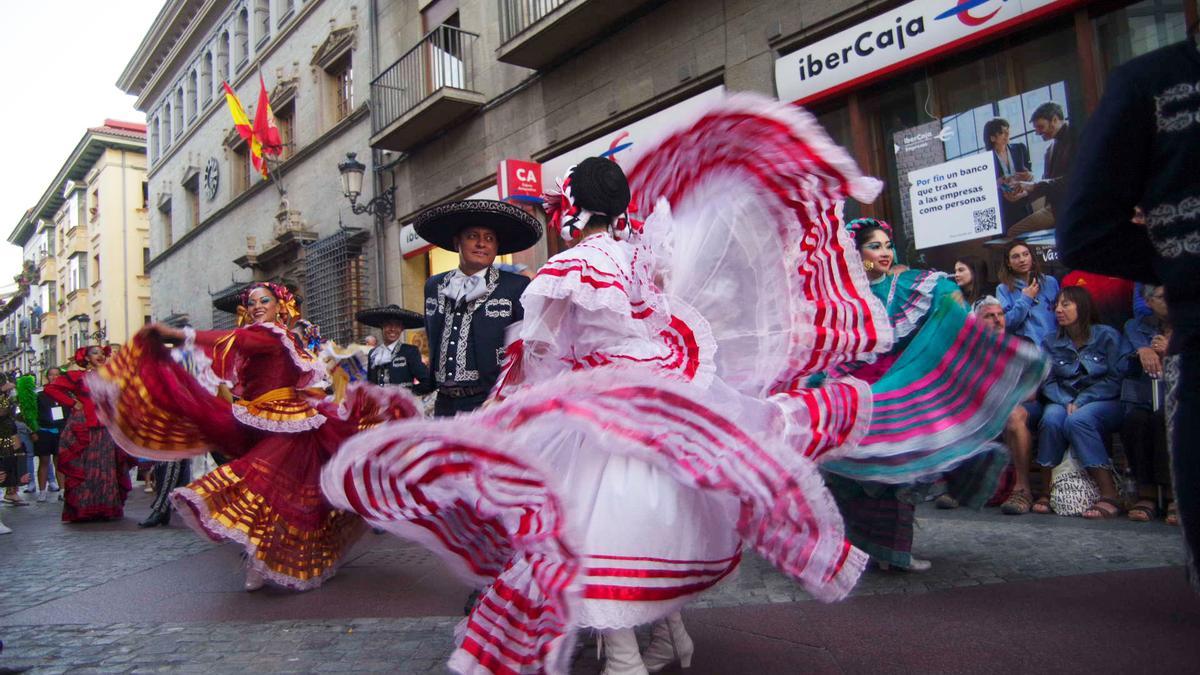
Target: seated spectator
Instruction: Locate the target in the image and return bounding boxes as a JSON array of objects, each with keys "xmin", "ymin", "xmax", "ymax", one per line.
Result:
[
  {"xmin": 1119, "ymin": 284, "xmax": 1176, "ymax": 524},
  {"xmin": 997, "ymin": 241, "xmax": 1060, "ymax": 347},
  {"xmin": 1027, "ymin": 286, "xmax": 1125, "ymax": 518},
  {"xmin": 973, "ymin": 297, "xmax": 1041, "ymax": 515},
  {"xmin": 953, "ymin": 255, "xmax": 989, "ymax": 308}
]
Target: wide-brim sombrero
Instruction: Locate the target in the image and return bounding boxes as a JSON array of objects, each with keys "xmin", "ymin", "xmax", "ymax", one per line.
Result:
[
  {"xmin": 413, "ymin": 199, "xmax": 542, "ymax": 255},
  {"xmin": 355, "ymin": 305, "xmax": 425, "ymax": 329}
]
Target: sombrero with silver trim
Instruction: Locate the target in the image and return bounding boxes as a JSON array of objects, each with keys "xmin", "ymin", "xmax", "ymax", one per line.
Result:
[
  {"xmin": 413, "ymin": 199, "xmax": 543, "ymax": 255},
  {"xmin": 354, "ymin": 304, "xmax": 425, "ymax": 329}
]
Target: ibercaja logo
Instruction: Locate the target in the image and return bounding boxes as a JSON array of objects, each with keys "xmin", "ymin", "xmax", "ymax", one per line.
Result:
[{"xmin": 934, "ymin": 0, "xmax": 1008, "ymax": 26}]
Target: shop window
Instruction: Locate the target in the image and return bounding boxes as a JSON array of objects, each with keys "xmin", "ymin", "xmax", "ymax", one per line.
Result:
[
  {"xmin": 1095, "ymin": 0, "xmax": 1189, "ymax": 73},
  {"xmin": 845, "ymin": 19, "xmax": 1084, "ymax": 272}
]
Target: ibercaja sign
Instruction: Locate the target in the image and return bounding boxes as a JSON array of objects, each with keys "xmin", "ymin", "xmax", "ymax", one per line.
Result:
[{"xmin": 775, "ymin": 0, "xmax": 1086, "ymax": 106}]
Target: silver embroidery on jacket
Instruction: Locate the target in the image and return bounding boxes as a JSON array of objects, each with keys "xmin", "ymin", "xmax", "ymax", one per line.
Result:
[{"xmin": 435, "ymin": 267, "xmax": 500, "ymax": 383}]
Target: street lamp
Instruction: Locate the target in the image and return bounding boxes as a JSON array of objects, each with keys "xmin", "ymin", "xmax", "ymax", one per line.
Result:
[
  {"xmin": 337, "ymin": 152, "xmax": 395, "ymax": 218},
  {"xmin": 69, "ymin": 313, "xmax": 107, "ymax": 343}
]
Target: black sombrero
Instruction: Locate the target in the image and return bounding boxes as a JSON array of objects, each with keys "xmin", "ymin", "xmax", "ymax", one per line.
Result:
[
  {"xmin": 355, "ymin": 305, "xmax": 425, "ymax": 329},
  {"xmin": 413, "ymin": 199, "xmax": 542, "ymax": 255}
]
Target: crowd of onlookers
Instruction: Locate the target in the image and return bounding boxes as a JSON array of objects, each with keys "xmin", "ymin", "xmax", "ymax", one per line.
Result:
[
  {"xmin": 950, "ymin": 240, "xmax": 1176, "ymax": 524},
  {"xmin": 0, "ymin": 368, "xmax": 68, "ymax": 534}
]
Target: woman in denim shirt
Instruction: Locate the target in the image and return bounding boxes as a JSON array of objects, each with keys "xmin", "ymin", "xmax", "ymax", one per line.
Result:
[
  {"xmin": 1028, "ymin": 286, "xmax": 1125, "ymax": 518},
  {"xmin": 996, "ymin": 241, "xmax": 1060, "ymax": 346}
]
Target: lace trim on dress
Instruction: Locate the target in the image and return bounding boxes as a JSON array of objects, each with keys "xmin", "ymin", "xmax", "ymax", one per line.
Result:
[{"xmin": 231, "ymin": 404, "xmax": 326, "ymax": 432}]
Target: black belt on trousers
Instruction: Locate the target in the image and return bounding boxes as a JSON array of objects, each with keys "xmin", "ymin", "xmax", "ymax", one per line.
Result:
[{"xmin": 437, "ymin": 385, "xmax": 490, "ymax": 398}]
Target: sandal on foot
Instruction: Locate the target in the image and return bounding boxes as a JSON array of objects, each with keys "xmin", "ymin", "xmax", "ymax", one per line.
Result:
[
  {"xmin": 1128, "ymin": 500, "xmax": 1157, "ymax": 522},
  {"xmin": 935, "ymin": 495, "xmax": 959, "ymax": 509},
  {"xmin": 1031, "ymin": 495, "xmax": 1052, "ymax": 515},
  {"xmin": 1082, "ymin": 497, "xmax": 1124, "ymax": 520},
  {"xmin": 1167, "ymin": 502, "xmax": 1179, "ymax": 526},
  {"xmin": 1001, "ymin": 490, "xmax": 1033, "ymax": 515}
]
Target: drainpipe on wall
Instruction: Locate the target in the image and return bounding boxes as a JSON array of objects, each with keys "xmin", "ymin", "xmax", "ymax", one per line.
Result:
[
  {"xmin": 368, "ymin": 0, "xmax": 387, "ymax": 303},
  {"xmin": 120, "ymin": 150, "xmax": 130, "ymax": 341}
]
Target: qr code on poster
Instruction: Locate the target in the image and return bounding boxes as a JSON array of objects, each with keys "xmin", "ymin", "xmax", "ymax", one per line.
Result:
[{"xmin": 973, "ymin": 208, "xmax": 999, "ymax": 234}]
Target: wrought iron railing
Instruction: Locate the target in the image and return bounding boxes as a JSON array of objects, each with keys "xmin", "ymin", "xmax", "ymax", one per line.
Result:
[
  {"xmin": 499, "ymin": 0, "xmax": 567, "ymax": 43},
  {"xmin": 371, "ymin": 25, "xmax": 479, "ymax": 135}
]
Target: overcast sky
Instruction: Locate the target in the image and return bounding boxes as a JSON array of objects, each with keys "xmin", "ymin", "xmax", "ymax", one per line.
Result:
[{"xmin": 0, "ymin": 1, "xmax": 163, "ymax": 293}]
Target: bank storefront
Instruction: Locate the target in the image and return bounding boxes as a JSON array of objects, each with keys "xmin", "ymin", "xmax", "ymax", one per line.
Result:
[{"xmin": 775, "ymin": 0, "xmax": 1192, "ymax": 277}]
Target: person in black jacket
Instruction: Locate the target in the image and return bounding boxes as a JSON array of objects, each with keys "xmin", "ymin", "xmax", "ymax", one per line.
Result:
[
  {"xmin": 415, "ymin": 200, "xmax": 542, "ymax": 417},
  {"xmin": 355, "ymin": 305, "xmax": 432, "ymax": 392},
  {"xmin": 1058, "ymin": 36, "xmax": 1200, "ymax": 591},
  {"xmin": 33, "ymin": 367, "xmax": 68, "ymax": 502}
]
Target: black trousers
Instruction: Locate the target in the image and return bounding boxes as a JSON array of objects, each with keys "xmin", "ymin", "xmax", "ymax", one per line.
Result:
[
  {"xmin": 1120, "ymin": 405, "xmax": 1171, "ymax": 487},
  {"xmin": 149, "ymin": 460, "xmax": 191, "ymax": 518},
  {"xmin": 433, "ymin": 392, "xmax": 488, "ymax": 418},
  {"xmin": 1166, "ymin": 343, "xmax": 1200, "ymax": 591}
]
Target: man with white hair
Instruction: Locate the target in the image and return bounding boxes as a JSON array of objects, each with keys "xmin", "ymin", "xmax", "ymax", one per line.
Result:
[{"xmin": 974, "ymin": 296, "xmax": 1040, "ymax": 515}]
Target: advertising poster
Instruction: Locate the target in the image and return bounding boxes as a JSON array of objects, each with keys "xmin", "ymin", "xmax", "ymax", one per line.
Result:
[
  {"xmin": 908, "ymin": 152, "xmax": 1001, "ymax": 249},
  {"xmin": 891, "ymin": 80, "xmax": 1071, "ymax": 266}
]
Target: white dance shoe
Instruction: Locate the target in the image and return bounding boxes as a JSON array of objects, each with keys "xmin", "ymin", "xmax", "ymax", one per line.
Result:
[
  {"xmin": 599, "ymin": 628, "xmax": 649, "ymax": 675},
  {"xmin": 642, "ymin": 613, "xmax": 694, "ymax": 672},
  {"xmin": 243, "ymin": 566, "xmax": 266, "ymax": 591}
]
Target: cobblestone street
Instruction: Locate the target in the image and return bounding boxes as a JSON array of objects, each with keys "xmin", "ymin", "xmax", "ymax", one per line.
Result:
[{"xmin": 0, "ymin": 487, "xmax": 1194, "ymax": 673}]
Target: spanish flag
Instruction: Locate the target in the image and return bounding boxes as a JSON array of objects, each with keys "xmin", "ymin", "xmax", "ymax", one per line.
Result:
[
  {"xmin": 254, "ymin": 74, "xmax": 283, "ymax": 158},
  {"xmin": 222, "ymin": 81, "xmax": 267, "ymax": 178}
]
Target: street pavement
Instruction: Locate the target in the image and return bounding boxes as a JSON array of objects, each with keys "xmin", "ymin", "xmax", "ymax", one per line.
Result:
[{"xmin": 0, "ymin": 486, "xmax": 1196, "ymax": 673}]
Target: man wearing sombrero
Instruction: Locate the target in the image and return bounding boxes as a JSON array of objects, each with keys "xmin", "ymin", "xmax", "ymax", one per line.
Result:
[
  {"xmin": 414, "ymin": 199, "xmax": 542, "ymax": 417},
  {"xmin": 354, "ymin": 305, "xmax": 431, "ymax": 391}
]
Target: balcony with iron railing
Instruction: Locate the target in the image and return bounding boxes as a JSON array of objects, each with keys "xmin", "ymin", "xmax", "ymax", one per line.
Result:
[
  {"xmin": 496, "ymin": 0, "xmax": 657, "ymax": 70},
  {"xmin": 369, "ymin": 25, "xmax": 487, "ymax": 152}
]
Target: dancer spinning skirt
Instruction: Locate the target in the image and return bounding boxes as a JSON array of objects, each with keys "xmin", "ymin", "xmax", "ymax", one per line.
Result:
[
  {"xmin": 323, "ymin": 95, "xmax": 1044, "ymax": 674},
  {"xmin": 45, "ymin": 346, "xmax": 134, "ymax": 522},
  {"xmin": 821, "ymin": 218, "xmax": 1038, "ymax": 571},
  {"xmin": 90, "ymin": 282, "xmax": 419, "ymax": 591}
]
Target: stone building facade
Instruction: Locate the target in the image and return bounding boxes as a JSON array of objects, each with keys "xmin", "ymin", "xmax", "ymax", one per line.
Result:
[{"xmin": 118, "ymin": 0, "xmax": 380, "ymax": 340}]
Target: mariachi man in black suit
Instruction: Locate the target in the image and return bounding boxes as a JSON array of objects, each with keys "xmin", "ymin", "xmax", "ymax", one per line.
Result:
[
  {"xmin": 415, "ymin": 200, "xmax": 542, "ymax": 417},
  {"xmin": 355, "ymin": 305, "xmax": 432, "ymax": 393}
]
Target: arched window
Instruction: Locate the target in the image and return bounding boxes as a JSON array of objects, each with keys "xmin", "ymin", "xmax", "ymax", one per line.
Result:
[
  {"xmin": 162, "ymin": 104, "xmax": 172, "ymax": 144},
  {"xmin": 218, "ymin": 31, "xmax": 230, "ymax": 82},
  {"xmin": 201, "ymin": 52, "xmax": 213, "ymax": 104},
  {"xmin": 174, "ymin": 87, "xmax": 184, "ymax": 132},
  {"xmin": 254, "ymin": 0, "xmax": 270, "ymax": 47},
  {"xmin": 186, "ymin": 70, "xmax": 198, "ymax": 120},
  {"xmin": 150, "ymin": 116, "xmax": 160, "ymax": 162},
  {"xmin": 236, "ymin": 9, "xmax": 249, "ymax": 66}
]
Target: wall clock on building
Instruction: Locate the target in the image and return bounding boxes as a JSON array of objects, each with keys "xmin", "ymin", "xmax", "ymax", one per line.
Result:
[{"xmin": 203, "ymin": 157, "xmax": 220, "ymax": 201}]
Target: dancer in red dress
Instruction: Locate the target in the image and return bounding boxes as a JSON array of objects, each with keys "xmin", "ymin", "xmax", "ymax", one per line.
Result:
[
  {"xmin": 91, "ymin": 282, "xmax": 418, "ymax": 591},
  {"xmin": 45, "ymin": 346, "xmax": 134, "ymax": 522}
]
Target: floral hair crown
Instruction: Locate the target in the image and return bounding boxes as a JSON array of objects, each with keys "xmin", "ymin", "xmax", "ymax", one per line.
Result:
[
  {"xmin": 845, "ymin": 217, "xmax": 893, "ymax": 238},
  {"xmin": 74, "ymin": 344, "xmax": 112, "ymax": 368},
  {"xmin": 542, "ymin": 162, "xmax": 642, "ymax": 243},
  {"xmin": 237, "ymin": 282, "xmax": 300, "ymax": 328}
]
